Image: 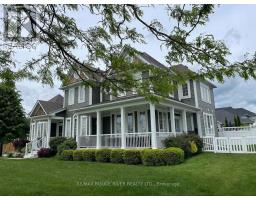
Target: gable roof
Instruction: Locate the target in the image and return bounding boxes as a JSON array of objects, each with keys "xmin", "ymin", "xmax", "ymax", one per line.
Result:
[
  {"xmin": 30, "ymin": 94, "xmax": 64, "ymax": 117},
  {"xmin": 216, "ymin": 107, "xmax": 256, "ymax": 125},
  {"xmin": 137, "ymin": 52, "xmax": 166, "ymax": 68}
]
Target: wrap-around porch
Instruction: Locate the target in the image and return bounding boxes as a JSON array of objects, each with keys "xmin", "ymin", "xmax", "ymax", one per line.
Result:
[{"xmin": 73, "ymin": 101, "xmax": 201, "ymax": 149}]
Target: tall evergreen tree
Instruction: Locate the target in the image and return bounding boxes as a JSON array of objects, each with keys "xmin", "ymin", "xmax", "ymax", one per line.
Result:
[
  {"xmin": 236, "ymin": 115, "xmax": 241, "ymax": 127},
  {"xmin": 0, "ymin": 69, "xmax": 27, "ymax": 156},
  {"xmin": 234, "ymin": 115, "xmax": 238, "ymax": 127},
  {"xmin": 224, "ymin": 117, "xmax": 229, "ymax": 127}
]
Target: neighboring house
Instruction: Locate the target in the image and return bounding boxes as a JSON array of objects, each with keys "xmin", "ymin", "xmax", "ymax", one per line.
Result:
[
  {"xmin": 216, "ymin": 107, "xmax": 256, "ymax": 127},
  {"xmin": 28, "ymin": 48, "xmax": 217, "ymax": 152}
]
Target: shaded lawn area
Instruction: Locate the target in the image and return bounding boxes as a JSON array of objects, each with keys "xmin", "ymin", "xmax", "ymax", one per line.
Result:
[{"xmin": 0, "ymin": 153, "xmax": 256, "ymax": 195}]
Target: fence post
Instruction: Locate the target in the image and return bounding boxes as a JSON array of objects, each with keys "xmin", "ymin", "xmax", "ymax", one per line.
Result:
[
  {"xmin": 242, "ymin": 137, "xmax": 247, "ymax": 153},
  {"xmin": 213, "ymin": 137, "xmax": 217, "ymax": 153}
]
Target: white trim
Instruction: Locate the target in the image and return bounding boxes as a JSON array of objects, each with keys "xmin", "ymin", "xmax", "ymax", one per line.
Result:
[
  {"xmin": 100, "ymin": 87, "xmax": 103, "ymax": 102},
  {"xmin": 78, "ymin": 85, "xmax": 86, "ymax": 103},
  {"xmin": 96, "ymin": 111, "xmax": 101, "ymax": 149},
  {"xmin": 89, "ymin": 86, "xmax": 92, "ymax": 105},
  {"xmin": 65, "ymin": 117, "xmax": 72, "ymax": 137},
  {"xmin": 29, "ymin": 101, "xmax": 47, "ymax": 117},
  {"xmin": 121, "ymin": 106, "xmax": 126, "ymax": 149},
  {"xmin": 200, "ymin": 82, "xmax": 211, "ymax": 104},
  {"xmin": 193, "ymin": 80, "xmax": 199, "ymax": 108},
  {"xmin": 70, "ymin": 96, "xmax": 199, "ymax": 114},
  {"xmin": 182, "ymin": 110, "xmax": 188, "ymax": 133},
  {"xmin": 150, "ymin": 103, "xmax": 157, "ymax": 149},
  {"xmin": 72, "ymin": 115, "xmax": 78, "ymax": 138},
  {"xmin": 80, "ymin": 115, "xmax": 88, "ymax": 136},
  {"xmin": 197, "ymin": 112, "xmax": 203, "ymax": 137},
  {"xmin": 68, "ymin": 88, "xmax": 75, "ymax": 105},
  {"xmin": 178, "ymin": 80, "xmax": 191, "ymax": 99},
  {"xmin": 203, "ymin": 112, "xmax": 215, "ymax": 136}
]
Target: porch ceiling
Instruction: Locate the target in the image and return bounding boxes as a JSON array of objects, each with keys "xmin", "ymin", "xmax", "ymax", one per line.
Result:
[{"xmin": 72, "ymin": 96, "xmax": 199, "ymax": 115}]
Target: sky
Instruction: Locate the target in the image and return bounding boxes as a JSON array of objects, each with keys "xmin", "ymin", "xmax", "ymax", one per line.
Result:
[{"xmin": 2, "ymin": 4, "xmax": 256, "ymax": 114}]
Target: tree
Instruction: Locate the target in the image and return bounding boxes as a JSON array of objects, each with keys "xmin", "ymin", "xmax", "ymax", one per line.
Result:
[
  {"xmin": 236, "ymin": 115, "xmax": 241, "ymax": 127},
  {"xmin": 224, "ymin": 117, "xmax": 229, "ymax": 127},
  {"xmin": 234, "ymin": 115, "xmax": 238, "ymax": 127},
  {"xmin": 0, "ymin": 69, "xmax": 27, "ymax": 156},
  {"xmin": 1, "ymin": 5, "xmax": 256, "ymax": 101}
]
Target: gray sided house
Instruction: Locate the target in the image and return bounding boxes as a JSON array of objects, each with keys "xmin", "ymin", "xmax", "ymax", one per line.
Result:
[{"xmin": 28, "ymin": 49, "xmax": 217, "ymax": 152}]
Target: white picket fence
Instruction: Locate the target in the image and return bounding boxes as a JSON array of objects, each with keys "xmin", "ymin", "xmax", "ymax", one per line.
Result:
[{"xmin": 202, "ymin": 136, "xmax": 256, "ymax": 153}]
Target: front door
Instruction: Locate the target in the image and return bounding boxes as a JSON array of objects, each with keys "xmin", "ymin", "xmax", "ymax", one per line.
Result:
[{"xmin": 103, "ymin": 116, "xmax": 111, "ymax": 134}]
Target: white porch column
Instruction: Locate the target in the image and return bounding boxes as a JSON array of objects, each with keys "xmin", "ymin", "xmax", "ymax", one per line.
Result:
[
  {"xmin": 150, "ymin": 103, "xmax": 157, "ymax": 149},
  {"xmin": 35, "ymin": 121, "xmax": 38, "ymax": 140},
  {"xmin": 47, "ymin": 118, "xmax": 51, "ymax": 147},
  {"xmin": 121, "ymin": 106, "xmax": 126, "ymax": 149},
  {"xmin": 88, "ymin": 115, "xmax": 91, "ymax": 135},
  {"xmin": 182, "ymin": 110, "xmax": 188, "ymax": 133},
  {"xmin": 170, "ymin": 107, "xmax": 176, "ymax": 136},
  {"xmin": 196, "ymin": 112, "xmax": 203, "ymax": 137},
  {"xmin": 96, "ymin": 111, "xmax": 101, "ymax": 149}
]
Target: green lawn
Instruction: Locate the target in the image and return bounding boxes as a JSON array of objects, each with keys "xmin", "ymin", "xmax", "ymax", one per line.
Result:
[{"xmin": 0, "ymin": 153, "xmax": 256, "ymax": 195}]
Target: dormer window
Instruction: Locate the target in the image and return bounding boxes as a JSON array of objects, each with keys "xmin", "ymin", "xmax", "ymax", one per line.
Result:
[{"xmin": 179, "ymin": 80, "xmax": 191, "ymax": 99}]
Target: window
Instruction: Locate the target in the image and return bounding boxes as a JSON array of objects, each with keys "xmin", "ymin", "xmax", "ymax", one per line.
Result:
[
  {"xmin": 68, "ymin": 88, "xmax": 75, "ymax": 105},
  {"xmin": 78, "ymin": 86, "xmax": 85, "ymax": 103},
  {"xmin": 115, "ymin": 115, "xmax": 121, "ymax": 133},
  {"xmin": 203, "ymin": 113, "xmax": 214, "ymax": 135},
  {"xmin": 80, "ymin": 115, "xmax": 88, "ymax": 136},
  {"xmin": 65, "ymin": 118, "xmax": 72, "ymax": 137},
  {"xmin": 158, "ymin": 111, "xmax": 168, "ymax": 132},
  {"xmin": 138, "ymin": 111, "xmax": 147, "ymax": 132},
  {"xmin": 200, "ymin": 83, "xmax": 211, "ymax": 103},
  {"xmin": 179, "ymin": 81, "xmax": 191, "ymax": 99},
  {"xmin": 127, "ymin": 113, "xmax": 134, "ymax": 133},
  {"xmin": 182, "ymin": 84, "xmax": 188, "ymax": 96},
  {"xmin": 175, "ymin": 114, "xmax": 182, "ymax": 132}
]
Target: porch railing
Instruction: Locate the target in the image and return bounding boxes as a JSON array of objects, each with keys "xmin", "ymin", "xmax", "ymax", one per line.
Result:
[
  {"xmin": 77, "ymin": 132, "xmax": 175, "ymax": 149},
  {"xmin": 78, "ymin": 135, "xmax": 97, "ymax": 148},
  {"xmin": 125, "ymin": 132, "xmax": 152, "ymax": 148},
  {"xmin": 156, "ymin": 132, "xmax": 175, "ymax": 148},
  {"xmin": 101, "ymin": 134, "xmax": 122, "ymax": 148},
  {"xmin": 24, "ymin": 136, "xmax": 48, "ymax": 157}
]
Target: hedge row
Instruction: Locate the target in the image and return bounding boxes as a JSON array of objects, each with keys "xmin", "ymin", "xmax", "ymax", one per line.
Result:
[{"xmin": 60, "ymin": 148, "xmax": 184, "ymax": 166}]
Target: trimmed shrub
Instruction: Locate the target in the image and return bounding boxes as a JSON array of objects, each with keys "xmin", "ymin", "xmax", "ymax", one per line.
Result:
[
  {"xmin": 141, "ymin": 149, "xmax": 165, "ymax": 166},
  {"xmin": 49, "ymin": 137, "xmax": 67, "ymax": 154},
  {"xmin": 141, "ymin": 148, "xmax": 184, "ymax": 166},
  {"xmin": 60, "ymin": 150, "xmax": 74, "ymax": 160},
  {"xmin": 163, "ymin": 147, "xmax": 184, "ymax": 165},
  {"xmin": 83, "ymin": 149, "xmax": 96, "ymax": 162},
  {"xmin": 57, "ymin": 138, "xmax": 77, "ymax": 156},
  {"xmin": 163, "ymin": 134, "xmax": 203, "ymax": 158},
  {"xmin": 123, "ymin": 149, "xmax": 142, "ymax": 165},
  {"xmin": 37, "ymin": 148, "xmax": 54, "ymax": 158},
  {"xmin": 73, "ymin": 150, "xmax": 84, "ymax": 161},
  {"xmin": 110, "ymin": 149, "xmax": 125, "ymax": 163},
  {"xmin": 12, "ymin": 138, "xmax": 29, "ymax": 152},
  {"xmin": 95, "ymin": 149, "xmax": 111, "ymax": 162}
]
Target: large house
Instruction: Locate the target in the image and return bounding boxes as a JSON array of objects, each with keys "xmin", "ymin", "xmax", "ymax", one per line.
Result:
[{"xmin": 27, "ymin": 49, "xmax": 217, "ymax": 155}]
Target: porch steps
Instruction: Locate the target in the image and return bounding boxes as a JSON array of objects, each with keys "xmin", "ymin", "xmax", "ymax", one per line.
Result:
[{"xmin": 24, "ymin": 150, "xmax": 38, "ymax": 159}]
